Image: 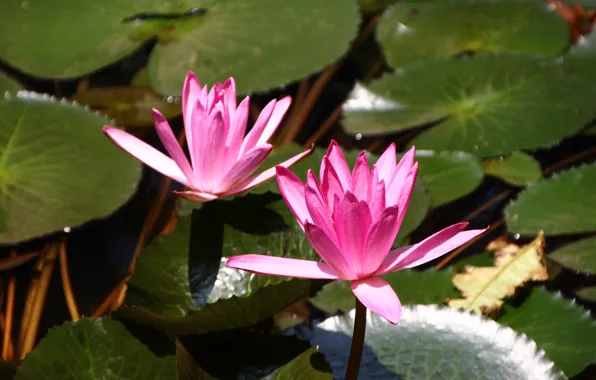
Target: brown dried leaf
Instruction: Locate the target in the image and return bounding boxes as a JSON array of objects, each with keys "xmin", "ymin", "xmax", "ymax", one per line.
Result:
[{"xmin": 448, "ymin": 232, "xmax": 548, "ymax": 314}]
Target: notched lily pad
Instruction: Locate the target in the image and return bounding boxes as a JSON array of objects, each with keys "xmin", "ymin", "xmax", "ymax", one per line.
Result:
[
  {"xmin": 346, "ymin": 54, "xmax": 596, "ymax": 157},
  {"xmin": 311, "ymin": 305, "xmax": 564, "ymax": 379},
  {"xmin": 506, "ymin": 164, "xmax": 596, "ymax": 235},
  {"xmin": 485, "ymin": 151, "xmax": 542, "ymax": 186},
  {"xmin": 0, "ymin": 91, "xmax": 141, "ymax": 243},
  {"xmin": 377, "ymin": 0, "xmax": 569, "ymax": 68},
  {"xmin": 15, "ymin": 318, "xmax": 175, "ymax": 380},
  {"xmin": 121, "ymin": 195, "xmax": 321, "ymax": 335}
]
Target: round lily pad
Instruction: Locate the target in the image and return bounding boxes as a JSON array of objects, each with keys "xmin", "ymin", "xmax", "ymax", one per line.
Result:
[
  {"xmin": 311, "ymin": 305, "xmax": 564, "ymax": 379},
  {"xmin": 346, "ymin": 54, "xmax": 596, "ymax": 157},
  {"xmin": 505, "ymin": 164, "xmax": 596, "ymax": 236},
  {"xmin": 377, "ymin": 0, "xmax": 569, "ymax": 68},
  {"xmin": 0, "ymin": 0, "xmax": 359, "ymax": 96},
  {"xmin": 485, "ymin": 151, "xmax": 542, "ymax": 186},
  {"xmin": 0, "ymin": 70, "xmax": 22, "ymax": 93},
  {"xmin": 0, "ymin": 91, "xmax": 141, "ymax": 243},
  {"xmin": 549, "ymin": 236, "xmax": 596, "ymax": 274},
  {"xmin": 564, "ymin": 28, "xmax": 596, "ymax": 82},
  {"xmin": 15, "ymin": 318, "xmax": 175, "ymax": 380}
]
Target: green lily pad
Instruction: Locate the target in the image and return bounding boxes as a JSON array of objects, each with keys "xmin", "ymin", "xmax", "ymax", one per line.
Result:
[
  {"xmin": 414, "ymin": 150, "xmax": 484, "ymax": 205},
  {"xmin": 0, "ymin": 71, "xmax": 22, "ymax": 93},
  {"xmin": 576, "ymin": 286, "xmax": 596, "ymax": 301},
  {"xmin": 499, "ymin": 287, "xmax": 596, "ymax": 377},
  {"xmin": 266, "ymin": 347, "xmax": 333, "ymax": 380},
  {"xmin": 564, "ymin": 29, "xmax": 596, "ymax": 82},
  {"xmin": 377, "ymin": 0, "xmax": 568, "ymax": 69},
  {"xmin": 0, "ymin": 91, "xmax": 140, "ymax": 243},
  {"xmin": 121, "ymin": 194, "xmax": 321, "ymax": 335},
  {"xmin": 348, "ymin": 54, "xmax": 596, "ymax": 157},
  {"xmin": 485, "ymin": 151, "xmax": 542, "ymax": 186},
  {"xmin": 15, "ymin": 318, "xmax": 175, "ymax": 380},
  {"xmin": 312, "ymin": 305, "xmax": 563, "ymax": 379},
  {"xmin": 549, "ymin": 236, "xmax": 596, "ymax": 274},
  {"xmin": 0, "ymin": 0, "xmax": 359, "ymax": 96},
  {"xmin": 505, "ymin": 164, "xmax": 596, "ymax": 236},
  {"xmin": 310, "ymin": 269, "xmax": 458, "ymax": 313},
  {"xmin": 72, "ymin": 87, "xmax": 182, "ymax": 127}
]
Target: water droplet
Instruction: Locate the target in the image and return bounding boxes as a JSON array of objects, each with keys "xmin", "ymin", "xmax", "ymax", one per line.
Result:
[
  {"xmin": 166, "ymin": 96, "xmax": 174, "ymax": 103},
  {"xmin": 498, "ymin": 156, "xmax": 504, "ymax": 161},
  {"xmin": 513, "ymin": 233, "xmax": 520, "ymax": 240},
  {"xmin": 63, "ymin": 227, "xmax": 72, "ymax": 233},
  {"xmin": 355, "ymin": 133, "xmax": 362, "ymax": 140}
]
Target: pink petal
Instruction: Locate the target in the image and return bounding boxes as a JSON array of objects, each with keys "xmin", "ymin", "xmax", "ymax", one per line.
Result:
[
  {"xmin": 386, "ymin": 146, "xmax": 416, "ymax": 206},
  {"xmin": 395, "ymin": 163, "xmax": 418, "ymax": 228},
  {"xmin": 325, "ymin": 140, "xmax": 351, "ymax": 188},
  {"xmin": 305, "ymin": 223, "xmax": 355, "ymax": 279},
  {"xmin": 182, "ymin": 72, "xmax": 201, "ymax": 167},
  {"xmin": 173, "ymin": 190, "xmax": 218, "ymax": 203},
  {"xmin": 223, "ymin": 77, "xmax": 237, "ymax": 117},
  {"xmin": 275, "ymin": 166, "xmax": 309, "ymax": 228},
  {"xmin": 240, "ymin": 99, "xmax": 276, "ymax": 156},
  {"xmin": 225, "ymin": 254, "xmax": 339, "ymax": 279},
  {"xmin": 256, "ymin": 96, "xmax": 292, "ymax": 146},
  {"xmin": 376, "ymin": 223, "xmax": 488, "ymax": 274},
  {"xmin": 351, "ymin": 277, "xmax": 402, "ymax": 324},
  {"xmin": 103, "ymin": 126, "xmax": 190, "ymax": 187},
  {"xmin": 195, "ymin": 104, "xmax": 226, "ymax": 191},
  {"xmin": 368, "ymin": 168, "xmax": 386, "ymax": 220},
  {"xmin": 152, "ymin": 109, "xmax": 196, "ymax": 187},
  {"xmin": 361, "ymin": 206, "xmax": 400, "ymax": 276},
  {"xmin": 223, "ymin": 146, "xmax": 313, "ymax": 198},
  {"xmin": 221, "ymin": 96, "xmax": 250, "ymax": 176},
  {"xmin": 320, "ymin": 157, "xmax": 344, "ymax": 214},
  {"xmin": 305, "ymin": 172, "xmax": 338, "ymax": 244},
  {"xmin": 351, "ymin": 151, "xmax": 371, "ymax": 202},
  {"xmin": 333, "ymin": 192, "xmax": 372, "ymax": 278},
  {"xmin": 219, "ymin": 144, "xmax": 272, "ymax": 191},
  {"xmin": 374, "ymin": 143, "xmax": 397, "ymax": 185}
]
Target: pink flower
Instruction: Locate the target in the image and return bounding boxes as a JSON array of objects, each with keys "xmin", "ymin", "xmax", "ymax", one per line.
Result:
[
  {"xmin": 103, "ymin": 72, "xmax": 312, "ymax": 202},
  {"xmin": 226, "ymin": 141, "xmax": 487, "ymax": 324}
]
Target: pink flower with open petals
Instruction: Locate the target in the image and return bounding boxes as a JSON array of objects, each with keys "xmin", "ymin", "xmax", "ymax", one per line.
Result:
[
  {"xmin": 103, "ymin": 72, "xmax": 312, "ymax": 202},
  {"xmin": 226, "ymin": 141, "xmax": 487, "ymax": 324}
]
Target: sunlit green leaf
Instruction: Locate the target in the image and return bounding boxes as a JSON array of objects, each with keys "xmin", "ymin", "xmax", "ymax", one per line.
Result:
[{"xmin": 485, "ymin": 151, "xmax": 542, "ymax": 186}]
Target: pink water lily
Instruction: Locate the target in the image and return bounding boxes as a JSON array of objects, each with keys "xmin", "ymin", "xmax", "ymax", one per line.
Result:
[
  {"xmin": 226, "ymin": 141, "xmax": 487, "ymax": 324},
  {"xmin": 103, "ymin": 72, "xmax": 312, "ymax": 202}
]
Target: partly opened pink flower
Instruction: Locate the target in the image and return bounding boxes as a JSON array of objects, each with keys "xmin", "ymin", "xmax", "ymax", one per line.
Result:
[
  {"xmin": 227, "ymin": 141, "xmax": 487, "ymax": 324},
  {"xmin": 103, "ymin": 72, "xmax": 312, "ymax": 202}
]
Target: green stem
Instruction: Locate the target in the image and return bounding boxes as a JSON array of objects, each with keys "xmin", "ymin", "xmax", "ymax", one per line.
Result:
[{"xmin": 345, "ymin": 298, "xmax": 367, "ymax": 380}]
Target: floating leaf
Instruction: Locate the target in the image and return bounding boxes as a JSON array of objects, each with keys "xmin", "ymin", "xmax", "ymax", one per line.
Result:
[
  {"xmin": 266, "ymin": 347, "xmax": 333, "ymax": 380},
  {"xmin": 485, "ymin": 151, "xmax": 542, "ymax": 186},
  {"xmin": 72, "ymin": 87, "xmax": 182, "ymax": 127},
  {"xmin": 499, "ymin": 287, "xmax": 596, "ymax": 377},
  {"xmin": 0, "ymin": 1, "xmax": 359, "ymax": 96},
  {"xmin": 448, "ymin": 233, "xmax": 548, "ymax": 314},
  {"xmin": 311, "ymin": 305, "xmax": 563, "ymax": 379},
  {"xmin": 414, "ymin": 150, "xmax": 484, "ymax": 205},
  {"xmin": 345, "ymin": 54, "xmax": 596, "ymax": 157},
  {"xmin": 549, "ymin": 236, "xmax": 596, "ymax": 274},
  {"xmin": 576, "ymin": 286, "xmax": 596, "ymax": 301},
  {"xmin": 121, "ymin": 194, "xmax": 320, "ymax": 335},
  {"xmin": 506, "ymin": 164, "xmax": 596, "ymax": 235},
  {"xmin": 310, "ymin": 269, "xmax": 458, "ymax": 313},
  {"xmin": 564, "ymin": 20, "xmax": 596, "ymax": 82},
  {"xmin": 0, "ymin": 71, "xmax": 21, "ymax": 93},
  {"xmin": 15, "ymin": 318, "xmax": 175, "ymax": 380},
  {"xmin": 0, "ymin": 92, "xmax": 141, "ymax": 243},
  {"xmin": 377, "ymin": 0, "xmax": 568, "ymax": 68}
]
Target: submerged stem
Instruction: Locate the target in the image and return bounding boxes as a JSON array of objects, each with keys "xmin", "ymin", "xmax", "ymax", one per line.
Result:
[{"xmin": 345, "ymin": 298, "xmax": 367, "ymax": 380}]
